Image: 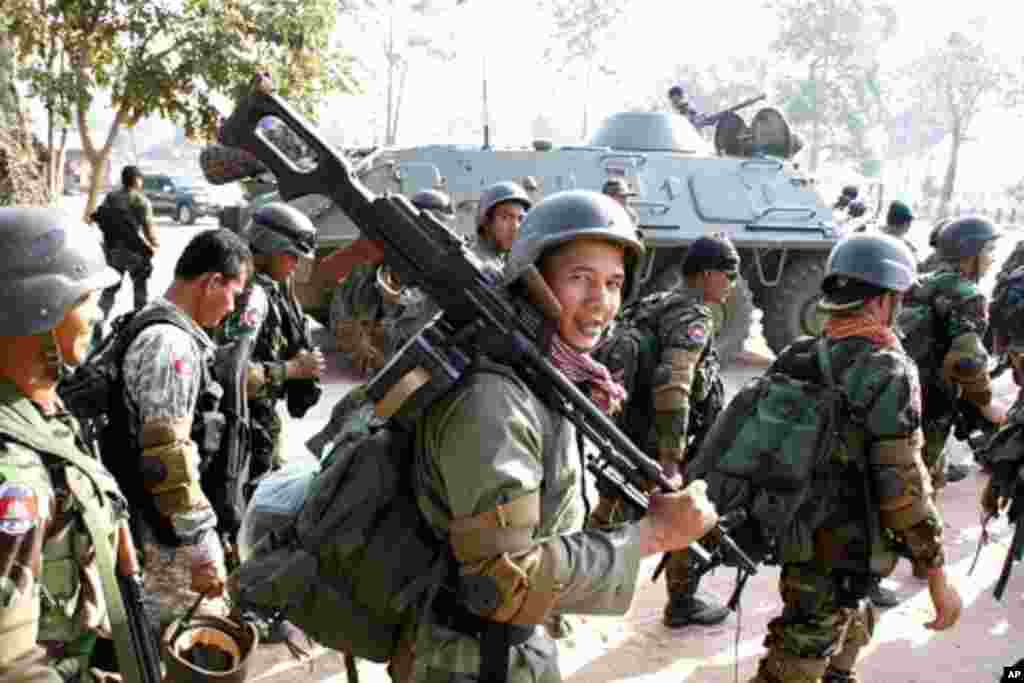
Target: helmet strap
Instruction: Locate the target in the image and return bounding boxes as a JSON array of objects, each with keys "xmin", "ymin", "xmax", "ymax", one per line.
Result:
[{"xmin": 41, "ymin": 331, "xmax": 66, "ymax": 383}]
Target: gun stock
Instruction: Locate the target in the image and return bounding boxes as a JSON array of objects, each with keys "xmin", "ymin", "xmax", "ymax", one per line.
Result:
[
  {"xmin": 993, "ymin": 466, "xmax": 1024, "ymax": 601},
  {"xmin": 218, "ymin": 82, "xmax": 756, "ymax": 576},
  {"xmin": 116, "ymin": 523, "xmax": 163, "ymax": 683}
]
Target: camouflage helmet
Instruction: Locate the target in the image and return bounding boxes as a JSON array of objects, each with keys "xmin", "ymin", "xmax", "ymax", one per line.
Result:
[
  {"xmin": 247, "ymin": 202, "xmax": 316, "ymax": 258},
  {"xmin": 411, "ymin": 189, "xmax": 454, "ymax": 217},
  {"xmin": 0, "ymin": 208, "xmax": 119, "ymax": 336},
  {"xmin": 505, "ymin": 190, "xmax": 645, "ymax": 301},
  {"xmin": 683, "ymin": 234, "xmax": 741, "ymax": 276},
  {"xmin": 936, "ymin": 216, "xmax": 1000, "ymax": 261},
  {"xmin": 476, "ymin": 181, "xmax": 532, "ymax": 231},
  {"xmin": 991, "ymin": 267, "xmax": 1024, "ymax": 351},
  {"xmin": 820, "ymin": 233, "xmax": 916, "ymax": 310}
]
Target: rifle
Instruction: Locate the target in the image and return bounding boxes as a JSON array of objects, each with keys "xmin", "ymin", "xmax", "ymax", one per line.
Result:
[
  {"xmin": 954, "ymin": 397, "xmax": 1001, "ymax": 462},
  {"xmin": 993, "ymin": 464, "xmax": 1024, "ymax": 601},
  {"xmin": 116, "ymin": 522, "xmax": 163, "ymax": 683},
  {"xmin": 209, "ymin": 336, "xmax": 254, "ymax": 550},
  {"xmin": 215, "ymin": 78, "xmax": 756, "ymax": 577}
]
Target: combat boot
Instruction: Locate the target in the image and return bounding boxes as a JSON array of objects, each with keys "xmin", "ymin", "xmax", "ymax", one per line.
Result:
[
  {"xmin": 749, "ymin": 650, "xmax": 829, "ymax": 683},
  {"xmin": 663, "ymin": 577, "xmax": 729, "ymax": 627},
  {"xmin": 822, "ymin": 667, "xmax": 858, "ymax": 683}
]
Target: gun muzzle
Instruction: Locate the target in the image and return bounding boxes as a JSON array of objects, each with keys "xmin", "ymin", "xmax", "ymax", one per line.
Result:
[{"xmin": 199, "ymin": 144, "xmax": 269, "ymax": 185}]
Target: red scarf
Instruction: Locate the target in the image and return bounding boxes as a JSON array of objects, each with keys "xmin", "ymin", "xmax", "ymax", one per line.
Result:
[
  {"xmin": 824, "ymin": 315, "xmax": 903, "ymax": 350},
  {"xmin": 548, "ymin": 334, "xmax": 627, "ymax": 415}
]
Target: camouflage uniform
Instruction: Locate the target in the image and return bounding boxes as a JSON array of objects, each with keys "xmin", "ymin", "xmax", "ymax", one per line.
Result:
[
  {"xmin": 120, "ymin": 298, "xmax": 225, "ymax": 631},
  {"xmin": 396, "ymin": 368, "xmax": 643, "ymax": 683},
  {"xmin": 97, "ymin": 187, "xmax": 156, "ymax": 318},
  {"xmin": 0, "ymin": 381, "xmax": 128, "ymax": 683},
  {"xmin": 752, "ymin": 336, "xmax": 945, "ymax": 683},
  {"xmin": 472, "ymin": 235, "xmax": 509, "ymax": 275},
  {"xmin": 218, "ymin": 272, "xmax": 309, "ymax": 476},
  {"xmin": 902, "ymin": 264, "xmax": 991, "ymax": 489},
  {"xmin": 329, "ymin": 264, "xmax": 406, "ymax": 374}
]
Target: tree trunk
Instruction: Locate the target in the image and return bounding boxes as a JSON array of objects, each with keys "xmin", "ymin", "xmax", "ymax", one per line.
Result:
[
  {"xmin": 940, "ymin": 127, "xmax": 961, "ymax": 215},
  {"xmin": 78, "ymin": 97, "xmax": 126, "ymax": 220}
]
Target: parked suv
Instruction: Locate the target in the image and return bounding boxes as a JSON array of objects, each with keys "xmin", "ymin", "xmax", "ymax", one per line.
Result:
[{"xmin": 142, "ymin": 173, "xmax": 222, "ymax": 225}]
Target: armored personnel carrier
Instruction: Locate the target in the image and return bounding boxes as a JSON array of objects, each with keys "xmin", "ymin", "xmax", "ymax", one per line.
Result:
[{"xmin": 208, "ymin": 104, "xmax": 842, "ymax": 356}]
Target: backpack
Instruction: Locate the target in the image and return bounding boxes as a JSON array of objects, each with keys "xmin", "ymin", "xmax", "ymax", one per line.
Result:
[
  {"xmin": 230, "ymin": 334, "xmax": 507, "ymax": 663},
  {"xmin": 897, "ymin": 271, "xmax": 957, "ymax": 386},
  {"xmin": 58, "ymin": 308, "xmax": 198, "ymax": 540},
  {"xmin": 685, "ymin": 337, "xmax": 871, "ymax": 568},
  {"xmin": 593, "ymin": 290, "xmax": 720, "ymax": 451},
  {"xmin": 91, "ymin": 200, "xmax": 151, "ymax": 257}
]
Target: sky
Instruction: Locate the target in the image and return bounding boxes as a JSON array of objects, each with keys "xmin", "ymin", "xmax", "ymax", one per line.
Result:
[{"xmin": 36, "ymin": 0, "xmax": 1024, "ymax": 200}]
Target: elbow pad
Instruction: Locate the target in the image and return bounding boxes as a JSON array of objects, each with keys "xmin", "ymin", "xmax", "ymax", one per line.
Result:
[
  {"xmin": 139, "ymin": 418, "xmax": 210, "ymax": 518},
  {"xmin": 943, "ymin": 333, "xmax": 992, "ymax": 405},
  {"xmin": 448, "ymin": 492, "xmax": 569, "ymax": 625},
  {"xmin": 871, "ymin": 430, "xmax": 937, "ymax": 531},
  {"xmin": 652, "ymin": 349, "xmax": 698, "ymax": 412}
]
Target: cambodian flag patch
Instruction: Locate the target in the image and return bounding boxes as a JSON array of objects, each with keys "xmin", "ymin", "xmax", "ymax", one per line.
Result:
[
  {"xmin": 0, "ymin": 483, "xmax": 41, "ymax": 536},
  {"xmin": 687, "ymin": 323, "xmax": 708, "ymax": 346}
]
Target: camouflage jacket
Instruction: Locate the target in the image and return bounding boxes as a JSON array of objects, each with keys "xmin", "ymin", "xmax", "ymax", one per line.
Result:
[
  {"xmin": 121, "ymin": 298, "xmax": 219, "ymax": 541},
  {"xmin": 0, "ymin": 379, "xmax": 126, "ymax": 677},
  {"xmin": 407, "ymin": 367, "xmax": 643, "ymax": 682},
  {"xmin": 218, "ymin": 271, "xmax": 304, "ymax": 402},
  {"xmin": 600, "ymin": 287, "xmax": 719, "ymax": 463},
  {"xmin": 903, "ymin": 265, "xmax": 990, "ymax": 395},
  {"xmin": 771, "ymin": 335, "xmax": 945, "ymax": 570}
]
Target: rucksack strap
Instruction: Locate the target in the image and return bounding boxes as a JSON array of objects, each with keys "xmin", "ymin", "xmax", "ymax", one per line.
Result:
[{"xmin": 816, "ymin": 338, "xmax": 835, "ymax": 388}]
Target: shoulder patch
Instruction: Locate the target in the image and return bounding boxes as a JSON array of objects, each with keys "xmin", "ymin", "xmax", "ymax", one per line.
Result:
[
  {"xmin": 0, "ymin": 482, "xmax": 45, "ymax": 536},
  {"xmin": 687, "ymin": 322, "xmax": 709, "ymax": 346}
]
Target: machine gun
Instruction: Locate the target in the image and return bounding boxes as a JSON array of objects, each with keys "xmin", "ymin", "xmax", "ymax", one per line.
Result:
[
  {"xmin": 213, "ymin": 77, "xmax": 756, "ymax": 579},
  {"xmin": 702, "ymin": 93, "xmax": 767, "ymax": 126},
  {"xmin": 993, "ymin": 463, "xmax": 1024, "ymax": 601}
]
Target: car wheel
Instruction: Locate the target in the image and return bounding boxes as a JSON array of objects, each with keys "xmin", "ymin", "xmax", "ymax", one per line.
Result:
[{"xmin": 177, "ymin": 204, "xmax": 195, "ymax": 225}]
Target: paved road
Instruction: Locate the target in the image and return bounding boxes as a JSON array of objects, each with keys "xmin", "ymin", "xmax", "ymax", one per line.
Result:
[{"xmin": 57, "ymin": 196, "xmax": 1023, "ymax": 682}]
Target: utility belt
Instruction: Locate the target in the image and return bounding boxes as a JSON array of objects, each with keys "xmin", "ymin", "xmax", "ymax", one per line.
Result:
[{"xmin": 431, "ymin": 588, "xmax": 534, "ymax": 683}]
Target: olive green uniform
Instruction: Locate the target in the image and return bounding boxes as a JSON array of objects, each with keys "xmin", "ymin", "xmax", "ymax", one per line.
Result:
[
  {"xmin": 398, "ymin": 367, "xmax": 643, "ymax": 682},
  {"xmin": 751, "ymin": 336, "xmax": 945, "ymax": 683},
  {"xmin": 97, "ymin": 188, "xmax": 156, "ymax": 319},
  {"xmin": 0, "ymin": 380, "xmax": 127, "ymax": 683}
]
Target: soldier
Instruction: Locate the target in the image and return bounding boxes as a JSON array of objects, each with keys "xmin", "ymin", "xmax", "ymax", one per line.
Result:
[
  {"xmin": 900, "ymin": 217, "xmax": 1006, "ymax": 508},
  {"xmin": 667, "ymin": 85, "xmax": 716, "ymax": 129},
  {"xmin": 474, "ymin": 181, "xmax": 532, "ymax": 272},
  {"xmin": 119, "ymin": 229, "xmax": 252, "ymax": 631},
  {"xmin": 0, "ymin": 208, "xmax": 128, "ymax": 681},
  {"xmin": 881, "ymin": 200, "xmax": 920, "ymax": 262},
  {"xmin": 216, "ymin": 202, "xmax": 325, "ymax": 480},
  {"xmin": 602, "ymin": 177, "xmax": 640, "ymax": 225},
  {"xmin": 94, "ymin": 166, "xmax": 160, "ymax": 335},
  {"xmin": 918, "ymin": 217, "xmax": 953, "ymax": 275},
  {"xmin": 327, "ymin": 190, "xmax": 452, "ymax": 375},
  {"xmin": 833, "ymin": 185, "xmax": 858, "ymax": 211},
  {"xmin": 750, "ymin": 233, "xmax": 961, "ymax": 683},
  {"xmin": 392, "ymin": 190, "xmax": 719, "ymax": 682},
  {"xmin": 591, "ymin": 234, "xmax": 737, "ymax": 628}
]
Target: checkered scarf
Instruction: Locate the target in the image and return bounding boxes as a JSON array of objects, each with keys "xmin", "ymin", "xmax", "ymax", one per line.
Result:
[{"xmin": 548, "ymin": 334, "xmax": 627, "ymax": 415}]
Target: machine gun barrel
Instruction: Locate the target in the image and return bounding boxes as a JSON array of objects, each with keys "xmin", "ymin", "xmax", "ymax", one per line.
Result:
[{"xmin": 217, "ymin": 78, "xmax": 756, "ymax": 576}]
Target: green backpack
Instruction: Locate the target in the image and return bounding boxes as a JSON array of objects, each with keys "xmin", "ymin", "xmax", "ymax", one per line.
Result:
[
  {"xmin": 897, "ymin": 270, "xmax": 957, "ymax": 386},
  {"xmin": 685, "ymin": 337, "xmax": 876, "ymax": 568},
  {"xmin": 231, "ymin": 340, "xmax": 518, "ymax": 663}
]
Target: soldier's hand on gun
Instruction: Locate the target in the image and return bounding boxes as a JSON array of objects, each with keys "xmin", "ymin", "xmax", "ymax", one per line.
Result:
[
  {"xmin": 924, "ymin": 567, "xmax": 962, "ymax": 631},
  {"xmin": 639, "ymin": 480, "xmax": 718, "ymax": 556},
  {"xmin": 190, "ymin": 530, "xmax": 228, "ymax": 597},
  {"xmin": 289, "ymin": 348, "xmax": 326, "ymax": 379}
]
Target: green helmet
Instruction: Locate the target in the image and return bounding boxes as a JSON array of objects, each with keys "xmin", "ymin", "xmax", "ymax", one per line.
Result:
[
  {"xmin": 411, "ymin": 189, "xmax": 454, "ymax": 217},
  {"xmin": 247, "ymin": 202, "xmax": 316, "ymax": 258},
  {"xmin": 936, "ymin": 216, "xmax": 1000, "ymax": 260},
  {"xmin": 476, "ymin": 181, "xmax": 532, "ymax": 231},
  {"xmin": 0, "ymin": 208, "xmax": 119, "ymax": 336},
  {"xmin": 683, "ymin": 234, "xmax": 740, "ymax": 276},
  {"xmin": 505, "ymin": 190, "xmax": 645, "ymax": 301},
  {"xmin": 820, "ymin": 233, "xmax": 916, "ymax": 310}
]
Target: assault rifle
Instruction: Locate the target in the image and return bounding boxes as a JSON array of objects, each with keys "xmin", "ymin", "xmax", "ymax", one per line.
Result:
[
  {"xmin": 208, "ymin": 336, "xmax": 254, "ymax": 555},
  {"xmin": 116, "ymin": 523, "xmax": 163, "ymax": 683},
  {"xmin": 213, "ymin": 78, "xmax": 756, "ymax": 577},
  {"xmin": 703, "ymin": 93, "xmax": 767, "ymax": 126},
  {"xmin": 994, "ymin": 463, "xmax": 1024, "ymax": 601}
]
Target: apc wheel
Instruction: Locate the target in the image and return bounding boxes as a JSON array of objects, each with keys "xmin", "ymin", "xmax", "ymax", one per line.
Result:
[
  {"xmin": 761, "ymin": 253, "xmax": 828, "ymax": 354},
  {"xmin": 176, "ymin": 204, "xmax": 196, "ymax": 225}
]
